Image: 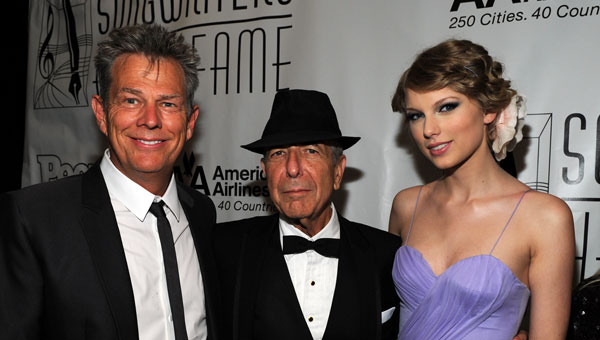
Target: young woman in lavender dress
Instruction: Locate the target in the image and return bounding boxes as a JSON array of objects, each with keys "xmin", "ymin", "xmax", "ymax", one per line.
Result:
[{"xmin": 388, "ymin": 39, "xmax": 574, "ymax": 340}]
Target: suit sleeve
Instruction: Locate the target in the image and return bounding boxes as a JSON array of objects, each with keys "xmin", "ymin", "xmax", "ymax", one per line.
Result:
[{"xmin": 0, "ymin": 193, "xmax": 43, "ymax": 339}]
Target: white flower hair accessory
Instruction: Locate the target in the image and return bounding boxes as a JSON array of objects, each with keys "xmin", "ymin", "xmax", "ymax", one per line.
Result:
[{"xmin": 492, "ymin": 94, "xmax": 527, "ymax": 161}]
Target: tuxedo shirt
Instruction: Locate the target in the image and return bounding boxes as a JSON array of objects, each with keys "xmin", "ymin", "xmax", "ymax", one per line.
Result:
[
  {"xmin": 214, "ymin": 212, "xmax": 402, "ymax": 340},
  {"xmin": 279, "ymin": 203, "xmax": 339, "ymax": 340},
  {"xmin": 100, "ymin": 151, "xmax": 207, "ymax": 340}
]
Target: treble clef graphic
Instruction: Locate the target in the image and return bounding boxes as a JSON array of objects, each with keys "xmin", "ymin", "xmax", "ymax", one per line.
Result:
[
  {"xmin": 38, "ymin": 6, "xmax": 54, "ymax": 80},
  {"xmin": 64, "ymin": 0, "xmax": 81, "ymax": 104}
]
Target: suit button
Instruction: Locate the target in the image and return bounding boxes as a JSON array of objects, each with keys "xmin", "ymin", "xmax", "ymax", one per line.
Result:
[
  {"xmin": 310, "ymin": 281, "xmax": 315, "ymax": 286},
  {"xmin": 308, "ymin": 316, "xmax": 314, "ymax": 322}
]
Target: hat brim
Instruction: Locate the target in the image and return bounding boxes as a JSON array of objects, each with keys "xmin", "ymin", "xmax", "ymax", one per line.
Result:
[{"xmin": 241, "ymin": 131, "xmax": 360, "ymax": 154}]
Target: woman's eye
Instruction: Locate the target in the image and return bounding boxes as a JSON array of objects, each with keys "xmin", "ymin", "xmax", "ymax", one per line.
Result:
[
  {"xmin": 439, "ymin": 102, "xmax": 459, "ymax": 112},
  {"xmin": 406, "ymin": 112, "xmax": 423, "ymax": 121}
]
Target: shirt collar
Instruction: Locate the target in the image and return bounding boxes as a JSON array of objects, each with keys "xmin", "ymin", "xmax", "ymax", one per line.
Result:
[
  {"xmin": 279, "ymin": 202, "xmax": 340, "ymax": 241},
  {"xmin": 99, "ymin": 149, "xmax": 182, "ymax": 222}
]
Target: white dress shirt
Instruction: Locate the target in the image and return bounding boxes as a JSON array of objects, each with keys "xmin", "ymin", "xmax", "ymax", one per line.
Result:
[
  {"xmin": 279, "ymin": 203, "xmax": 340, "ymax": 340},
  {"xmin": 100, "ymin": 149, "xmax": 207, "ymax": 340}
]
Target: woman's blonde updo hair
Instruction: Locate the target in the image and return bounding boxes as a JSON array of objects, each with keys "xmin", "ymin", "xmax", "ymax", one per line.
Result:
[{"xmin": 391, "ymin": 39, "xmax": 516, "ymax": 139}]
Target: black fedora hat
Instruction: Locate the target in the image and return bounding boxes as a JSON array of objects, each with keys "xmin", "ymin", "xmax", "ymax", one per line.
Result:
[{"xmin": 241, "ymin": 89, "xmax": 360, "ymax": 154}]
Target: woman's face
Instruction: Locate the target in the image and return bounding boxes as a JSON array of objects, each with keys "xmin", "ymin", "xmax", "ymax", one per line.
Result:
[{"xmin": 404, "ymin": 87, "xmax": 496, "ymax": 170}]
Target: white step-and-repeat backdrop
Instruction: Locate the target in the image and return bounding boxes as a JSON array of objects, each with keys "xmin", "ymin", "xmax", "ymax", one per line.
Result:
[{"xmin": 24, "ymin": 0, "xmax": 599, "ymax": 282}]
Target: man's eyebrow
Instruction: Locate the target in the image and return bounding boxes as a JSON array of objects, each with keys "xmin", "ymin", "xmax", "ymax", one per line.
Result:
[
  {"xmin": 119, "ymin": 87, "xmax": 143, "ymax": 96},
  {"xmin": 118, "ymin": 88, "xmax": 182, "ymax": 101},
  {"xmin": 158, "ymin": 94, "xmax": 183, "ymax": 101}
]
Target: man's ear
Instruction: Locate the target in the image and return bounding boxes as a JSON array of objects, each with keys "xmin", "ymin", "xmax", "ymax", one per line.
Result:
[
  {"xmin": 186, "ymin": 105, "xmax": 200, "ymax": 141},
  {"xmin": 260, "ymin": 158, "xmax": 267, "ymax": 176},
  {"xmin": 333, "ymin": 154, "xmax": 346, "ymax": 190},
  {"xmin": 92, "ymin": 95, "xmax": 108, "ymax": 136}
]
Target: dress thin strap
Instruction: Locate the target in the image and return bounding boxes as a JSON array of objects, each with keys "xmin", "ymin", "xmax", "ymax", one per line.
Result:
[
  {"xmin": 489, "ymin": 189, "xmax": 531, "ymax": 255},
  {"xmin": 404, "ymin": 186, "xmax": 424, "ymax": 245}
]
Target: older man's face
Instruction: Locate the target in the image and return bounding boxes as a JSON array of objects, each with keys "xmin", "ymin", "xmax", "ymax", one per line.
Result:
[{"xmin": 261, "ymin": 144, "xmax": 346, "ymax": 229}]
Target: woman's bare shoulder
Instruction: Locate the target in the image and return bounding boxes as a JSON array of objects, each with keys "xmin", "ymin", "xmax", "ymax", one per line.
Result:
[
  {"xmin": 519, "ymin": 190, "xmax": 574, "ymax": 241},
  {"xmin": 389, "ymin": 185, "xmax": 425, "ymax": 236},
  {"xmin": 393, "ymin": 185, "xmax": 424, "ymax": 204},
  {"xmin": 522, "ymin": 190, "xmax": 573, "ymax": 222},
  {"xmin": 523, "ymin": 191, "xmax": 575, "ymax": 338}
]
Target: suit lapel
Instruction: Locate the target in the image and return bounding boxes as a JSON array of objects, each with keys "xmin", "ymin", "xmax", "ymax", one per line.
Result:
[
  {"xmin": 233, "ymin": 214, "xmax": 382, "ymax": 340},
  {"xmin": 234, "ymin": 215, "xmax": 312, "ymax": 340},
  {"xmin": 177, "ymin": 185, "xmax": 220, "ymax": 340},
  {"xmin": 323, "ymin": 216, "xmax": 381, "ymax": 340},
  {"xmin": 79, "ymin": 165, "xmax": 139, "ymax": 340}
]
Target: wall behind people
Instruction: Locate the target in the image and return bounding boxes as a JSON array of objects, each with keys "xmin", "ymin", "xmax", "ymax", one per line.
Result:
[{"xmin": 22, "ymin": 0, "xmax": 599, "ymax": 283}]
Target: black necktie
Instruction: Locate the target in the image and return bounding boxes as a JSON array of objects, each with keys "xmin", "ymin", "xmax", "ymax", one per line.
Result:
[
  {"xmin": 282, "ymin": 235, "xmax": 340, "ymax": 258},
  {"xmin": 148, "ymin": 201, "xmax": 188, "ymax": 340}
]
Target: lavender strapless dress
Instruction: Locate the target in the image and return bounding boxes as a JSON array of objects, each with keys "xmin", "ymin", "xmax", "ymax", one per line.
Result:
[
  {"xmin": 393, "ymin": 247, "xmax": 529, "ymax": 339},
  {"xmin": 392, "ymin": 188, "xmax": 530, "ymax": 339}
]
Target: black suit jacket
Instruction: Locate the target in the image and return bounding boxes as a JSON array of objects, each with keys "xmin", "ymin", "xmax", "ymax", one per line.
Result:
[
  {"xmin": 0, "ymin": 165, "xmax": 220, "ymax": 340},
  {"xmin": 213, "ymin": 214, "xmax": 401, "ymax": 340}
]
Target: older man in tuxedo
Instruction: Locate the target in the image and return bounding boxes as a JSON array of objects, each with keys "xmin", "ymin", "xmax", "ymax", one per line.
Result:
[
  {"xmin": 0, "ymin": 24, "xmax": 220, "ymax": 340},
  {"xmin": 214, "ymin": 89, "xmax": 402, "ymax": 340}
]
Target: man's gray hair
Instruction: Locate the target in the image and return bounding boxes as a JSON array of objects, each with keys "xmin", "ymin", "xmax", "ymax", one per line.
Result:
[
  {"xmin": 94, "ymin": 24, "xmax": 200, "ymax": 116},
  {"xmin": 329, "ymin": 145, "xmax": 343, "ymax": 164}
]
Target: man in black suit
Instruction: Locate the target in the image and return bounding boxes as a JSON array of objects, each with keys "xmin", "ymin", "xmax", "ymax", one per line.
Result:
[
  {"xmin": 0, "ymin": 24, "xmax": 220, "ymax": 340},
  {"xmin": 214, "ymin": 89, "xmax": 402, "ymax": 340}
]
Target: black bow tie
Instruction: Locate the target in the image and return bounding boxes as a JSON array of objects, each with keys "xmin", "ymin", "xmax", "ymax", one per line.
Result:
[{"xmin": 282, "ymin": 235, "xmax": 340, "ymax": 258}]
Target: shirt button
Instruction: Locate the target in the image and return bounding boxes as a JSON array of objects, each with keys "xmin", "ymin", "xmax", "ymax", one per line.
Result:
[
  {"xmin": 310, "ymin": 281, "xmax": 315, "ymax": 286},
  {"xmin": 308, "ymin": 316, "xmax": 314, "ymax": 322},
  {"xmin": 169, "ymin": 314, "xmax": 173, "ymax": 321}
]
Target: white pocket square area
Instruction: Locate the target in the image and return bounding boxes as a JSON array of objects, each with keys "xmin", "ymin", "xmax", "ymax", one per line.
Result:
[{"xmin": 381, "ymin": 306, "xmax": 396, "ymax": 323}]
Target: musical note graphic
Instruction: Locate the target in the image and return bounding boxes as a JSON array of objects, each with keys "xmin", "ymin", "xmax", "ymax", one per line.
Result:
[
  {"xmin": 64, "ymin": 0, "xmax": 81, "ymax": 104},
  {"xmin": 33, "ymin": 0, "xmax": 92, "ymax": 109},
  {"xmin": 38, "ymin": 7, "xmax": 55, "ymax": 81}
]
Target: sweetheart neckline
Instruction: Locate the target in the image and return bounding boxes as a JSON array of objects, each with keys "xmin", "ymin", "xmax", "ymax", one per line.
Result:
[{"xmin": 400, "ymin": 245, "xmax": 530, "ymax": 291}]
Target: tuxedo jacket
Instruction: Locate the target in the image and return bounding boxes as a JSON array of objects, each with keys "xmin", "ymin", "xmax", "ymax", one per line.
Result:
[
  {"xmin": 0, "ymin": 165, "xmax": 221, "ymax": 340},
  {"xmin": 213, "ymin": 214, "xmax": 401, "ymax": 340}
]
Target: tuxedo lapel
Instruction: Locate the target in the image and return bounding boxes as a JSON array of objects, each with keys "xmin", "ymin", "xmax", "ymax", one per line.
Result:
[
  {"xmin": 177, "ymin": 185, "xmax": 220, "ymax": 340},
  {"xmin": 323, "ymin": 216, "xmax": 380, "ymax": 340},
  {"xmin": 79, "ymin": 165, "xmax": 139, "ymax": 340},
  {"xmin": 234, "ymin": 215, "xmax": 312, "ymax": 340}
]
